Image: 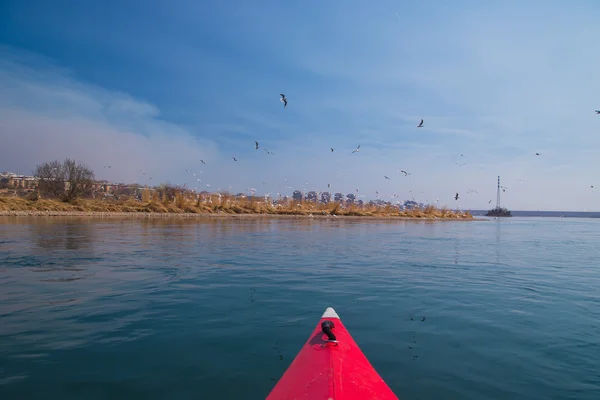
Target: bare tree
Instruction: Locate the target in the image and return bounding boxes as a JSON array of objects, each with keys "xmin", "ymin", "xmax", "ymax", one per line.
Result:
[
  {"xmin": 33, "ymin": 160, "xmax": 63, "ymax": 199},
  {"xmin": 33, "ymin": 158, "xmax": 95, "ymax": 202}
]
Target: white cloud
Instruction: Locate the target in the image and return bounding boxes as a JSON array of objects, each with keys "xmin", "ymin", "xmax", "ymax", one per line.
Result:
[
  {"xmin": 0, "ymin": 48, "xmax": 219, "ymax": 184},
  {"xmin": 2, "ymin": 0, "xmax": 600, "ymax": 212}
]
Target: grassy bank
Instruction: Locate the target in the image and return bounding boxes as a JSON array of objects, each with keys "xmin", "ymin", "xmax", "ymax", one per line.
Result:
[{"xmin": 0, "ymin": 195, "xmax": 473, "ymax": 219}]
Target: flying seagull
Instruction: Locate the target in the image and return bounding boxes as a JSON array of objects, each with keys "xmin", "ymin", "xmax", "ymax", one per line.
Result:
[
  {"xmin": 232, "ymin": 157, "xmax": 238, "ymax": 162},
  {"xmin": 454, "ymin": 193, "xmax": 459, "ymax": 201},
  {"xmin": 280, "ymin": 94, "xmax": 287, "ymax": 107},
  {"xmin": 400, "ymin": 170, "xmax": 408, "ymax": 176},
  {"xmin": 384, "ymin": 175, "xmax": 391, "ymax": 180},
  {"xmin": 263, "ymin": 149, "xmax": 275, "ymax": 155},
  {"xmin": 255, "ymin": 141, "xmax": 259, "ymax": 150},
  {"xmin": 535, "ymin": 152, "xmax": 541, "ymax": 156},
  {"xmin": 330, "ymin": 148, "xmax": 334, "ymax": 152},
  {"xmin": 352, "ymin": 144, "xmax": 361, "ymax": 153},
  {"xmin": 595, "ymin": 110, "xmax": 600, "ymax": 114},
  {"xmin": 200, "ymin": 160, "xmax": 206, "ymax": 164},
  {"xmin": 417, "ymin": 119, "xmax": 424, "ymax": 128}
]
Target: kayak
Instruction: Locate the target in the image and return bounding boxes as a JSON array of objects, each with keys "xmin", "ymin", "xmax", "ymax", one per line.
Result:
[{"xmin": 266, "ymin": 307, "xmax": 399, "ymax": 400}]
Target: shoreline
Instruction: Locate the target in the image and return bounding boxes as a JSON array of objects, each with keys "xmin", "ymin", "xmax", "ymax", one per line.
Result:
[{"xmin": 0, "ymin": 210, "xmax": 480, "ymax": 221}]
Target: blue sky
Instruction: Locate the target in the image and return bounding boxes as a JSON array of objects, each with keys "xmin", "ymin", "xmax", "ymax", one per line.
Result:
[{"xmin": 1, "ymin": 0, "xmax": 600, "ymax": 210}]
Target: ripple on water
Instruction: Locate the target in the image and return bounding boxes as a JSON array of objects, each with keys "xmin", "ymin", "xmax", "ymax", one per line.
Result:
[{"xmin": 1, "ymin": 217, "xmax": 600, "ymax": 399}]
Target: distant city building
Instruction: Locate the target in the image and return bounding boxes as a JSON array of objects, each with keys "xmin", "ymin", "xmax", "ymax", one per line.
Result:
[
  {"xmin": 320, "ymin": 191, "xmax": 331, "ymax": 204},
  {"xmin": 307, "ymin": 191, "xmax": 317, "ymax": 202},
  {"xmin": 403, "ymin": 200, "xmax": 420, "ymax": 210},
  {"xmin": 292, "ymin": 190, "xmax": 303, "ymax": 201},
  {"xmin": 0, "ymin": 172, "xmax": 37, "ymax": 190},
  {"xmin": 334, "ymin": 192, "xmax": 344, "ymax": 202},
  {"xmin": 369, "ymin": 199, "xmax": 387, "ymax": 206}
]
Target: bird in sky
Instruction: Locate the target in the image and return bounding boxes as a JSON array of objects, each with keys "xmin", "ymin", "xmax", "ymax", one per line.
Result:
[
  {"xmin": 352, "ymin": 145, "xmax": 361, "ymax": 153},
  {"xmin": 232, "ymin": 157, "xmax": 238, "ymax": 162},
  {"xmin": 595, "ymin": 110, "xmax": 600, "ymax": 114},
  {"xmin": 400, "ymin": 170, "xmax": 408, "ymax": 176},
  {"xmin": 535, "ymin": 152, "xmax": 541, "ymax": 156},
  {"xmin": 417, "ymin": 119, "xmax": 424, "ymax": 128},
  {"xmin": 280, "ymin": 94, "xmax": 287, "ymax": 107},
  {"xmin": 263, "ymin": 149, "xmax": 275, "ymax": 155},
  {"xmin": 455, "ymin": 193, "xmax": 459, "ymax": 201},
  {"xmin": 200, "ymin": 160, "xmax": 206, "ymax": 164},
  {"xmin": 384, "ymin": 176, "xmax": 391, "ymax": 180},
  {"xmin": 330, "ymin": 148, "xmax": 334, "ymax": 152},
  {"xmin": 255, "ymin": 141, "xmax": 259, "ymax": 150}
]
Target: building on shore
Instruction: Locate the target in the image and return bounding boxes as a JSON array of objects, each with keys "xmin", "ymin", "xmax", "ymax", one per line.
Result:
[{"xmin": 0, "ymin": 172, "xmax": 38, "ymax": 190}]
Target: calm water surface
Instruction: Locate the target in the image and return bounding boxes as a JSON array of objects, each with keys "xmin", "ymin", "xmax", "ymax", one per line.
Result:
[{"xmin": 0, "ymin": 217, "xmax": 599, "ymax": 399}]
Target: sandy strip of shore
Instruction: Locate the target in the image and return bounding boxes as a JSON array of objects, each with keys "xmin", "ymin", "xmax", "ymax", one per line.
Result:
[{"xmin": 0, "ymin": 210, "xmax": 478, "ymax": 221}]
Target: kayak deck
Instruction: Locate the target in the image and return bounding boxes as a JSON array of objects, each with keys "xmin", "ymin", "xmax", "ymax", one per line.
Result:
[{"xmin": 266, "ymin": 307, "xmax": 398, "ymax": 400}]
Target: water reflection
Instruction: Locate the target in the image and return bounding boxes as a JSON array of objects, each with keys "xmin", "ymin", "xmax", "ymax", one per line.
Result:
[
  {"xmin": 1, "ymin": 217, "xmax": 600, "ymax": 399},
  {"xmin": 30, "ymin": 219, "xmax": 96, "ymax": 252},
  {"xmin": 0, "ymin": 218, "xmax": 502, "ymax": 358}
]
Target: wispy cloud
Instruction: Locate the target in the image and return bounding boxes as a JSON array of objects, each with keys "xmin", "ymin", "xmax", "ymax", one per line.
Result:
[
  {"xmin": 0, "ymin": 1, "xmax": 599, "ymax": 210},
  {"xmin": 0, "ymin": 47, "xmax": 219, "ymax": 184}
]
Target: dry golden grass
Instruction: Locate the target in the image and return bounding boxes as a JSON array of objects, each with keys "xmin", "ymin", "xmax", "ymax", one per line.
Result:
[
  {"xmin": 141, "ymin": 188, "xmax": 151, "ymax": 202},
  {"xmin": 0, "ymin": 194, "xmax": 473, "ymax": 219}
]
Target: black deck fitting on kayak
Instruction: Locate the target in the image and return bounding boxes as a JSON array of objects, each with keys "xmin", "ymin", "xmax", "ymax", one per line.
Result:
[{"xmin": 321, "ymin": 320, "xmax": 336, "ymax": 341}]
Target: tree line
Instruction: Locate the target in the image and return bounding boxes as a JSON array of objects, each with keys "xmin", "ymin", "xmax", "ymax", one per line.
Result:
[
  {"xmin": 34, "ymin": 158, "xmax": 95, "ymax": 202},
  {"xmin": 32, "ymin": 158, "xmax": 188, "ymax": 203}
]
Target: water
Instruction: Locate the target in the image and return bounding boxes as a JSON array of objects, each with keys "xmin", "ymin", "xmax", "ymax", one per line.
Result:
[{"xmin": 1, "ymin": 217, "xmax": 599, "ymax": 399}]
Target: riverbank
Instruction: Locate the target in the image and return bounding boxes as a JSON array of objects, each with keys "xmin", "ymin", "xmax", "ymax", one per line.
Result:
[{"xmin": 0, "ymin": 196, "xmax": 474, "ymax": 220}]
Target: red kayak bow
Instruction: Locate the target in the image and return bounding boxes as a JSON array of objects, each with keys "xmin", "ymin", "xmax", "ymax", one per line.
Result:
[{"xmin": 266, "ymin": 307, "xmax": 399, "ymax": 400}]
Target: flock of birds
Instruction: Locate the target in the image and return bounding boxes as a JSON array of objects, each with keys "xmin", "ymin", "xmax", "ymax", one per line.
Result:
[{"xmin": 108, "ymin": 99, "xmax": 599, "ymax": 208}]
